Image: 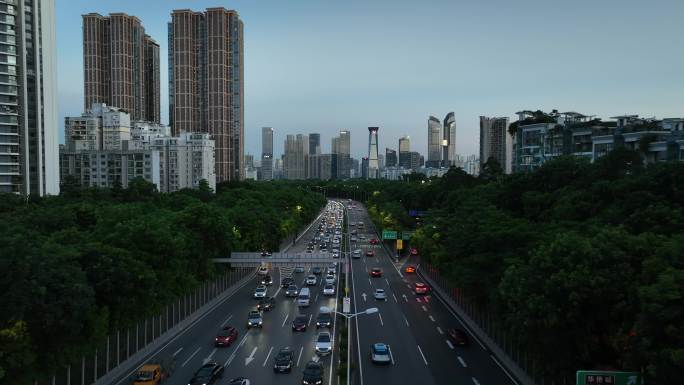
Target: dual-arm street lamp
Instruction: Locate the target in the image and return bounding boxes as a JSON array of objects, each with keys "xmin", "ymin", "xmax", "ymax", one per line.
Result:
[{"xmin": 334, "ymin": 307, "xmax": 378, "ymax": 319}]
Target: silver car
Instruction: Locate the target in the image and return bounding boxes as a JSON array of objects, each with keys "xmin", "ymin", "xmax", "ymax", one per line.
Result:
[
  {"xmin": 306, "ymin": 275, "xmax": 317, "ymax": 286},
  {"xmin": 254, "ymin": 285, "xmax": 267, "ymax": 299},
  {"xmin": 374, "ymin": 288, "xmax": 387, "ymax": 301},
  {"xmin": 315, "ymin": 331, "xmax": 332, "ymax": 356}
]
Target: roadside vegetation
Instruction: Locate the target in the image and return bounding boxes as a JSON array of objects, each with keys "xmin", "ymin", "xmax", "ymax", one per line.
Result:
[
  {"xmin": 307, "ymin": 149, "xmax": 684, "ymax": 385},
  {"xmin": 0, "ymin": 179, "xmax": 325, "ymax": 384}
]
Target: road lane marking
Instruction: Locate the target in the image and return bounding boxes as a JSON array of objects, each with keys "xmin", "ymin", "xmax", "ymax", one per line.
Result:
[
  {"xmin": 221, "ymin": 314, "xmax": 233, "ymax": 326},
  {"xmin": 402, "ymin": 294, "xmax": 408, "ymax": 302},
  {"xmin": 297, "ymin": 346, "xmax": 303, "ymax": 367},
  {"xmin": 422, "ymin": 305, "xmax": 428, "ymax": 312},
  {"xmin": 308, "ymin": 313, "xmax": 313, "ymax": 326},
  {"xmin": 407, "ymin": 284, "xmax": 412, "ymax": 289},
  {"xmin": 446, "ymin": 340, "xmax": 455, "ymax": 350},
  {"xmin": 472, "ymin": 377, "xmax": 481, "ymax": 385},
  {"xmin": 224, "ymin": 333, "xmax": 250, "ymax": 366},
  {"xmin": 385, "ymin": 278, "xmax": 390, "ymax": 285},
  {"xmin": 262, "ymin": 346, "xmax": 274, "ymax": 367},
  {"xmin": 436, "ymin": 326, "xmax": 443, "ymax": 334},
  {"xmin": 378, "ymin": 313, "xmax": 384, "ymax": 326},
  {"xmin": 206, "ymin": 347, "xmax": 217, "ymax": 360},
  {"xmin": 417, "ymin": 345, "xmax": 428, "ymax": 365},
  {"xmin": 388, "ymin": 344, "xmax": 395, "ymax": 365},
  {"xmin": 490, "ymin": 354, "xmax": 519, "ymax": 385},
  {"xmin": 282, "ymin": 313, "xmax": 289, "ymax": 327},
  {"xmin": 173, "ymin": 347, "xmax": 183, "ymax": 357},
  {"xmin": 404, "ymin": 316, "xmax": 409, "ymax": 327},
  {"xmin": 429, "ymin": 315, "xmax": 435, "ymax": 322},
  {"xmin": 245, "ymin": 347, "xmax": 258, "ymax": 366},
  {"xmin": 315, "ymin": 293, "xmax": 319, "ymax": 302},
  {"xmin": 181, "ymin": 347, "xmax": 201, "ymax": 367},
  {"xmin": 458, "ymin": 356, "xmax": 467, "ymax": 367},
  {"xmin": 417, "ymin": 297, "xmax": 422, "ymax": 302},
  {"xmin": 273, "ymin": 286, "xmax": 282, "ymax": 298},
  {"xmin": 368, "ymin": 278, "xmax": 372, "ymax": 286},
  {"xmin": 392, "ymin": 293, "xmax": 398, "ymax": 303}
]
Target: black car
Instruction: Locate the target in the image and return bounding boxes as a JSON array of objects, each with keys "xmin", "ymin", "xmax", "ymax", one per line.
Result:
[
  {"xmin": 302, "ymin": 361, "xmax": 324, "ymax": 385},
  {"xmin": 312, "ymin": 267, "xmax": 322, "ymax": 275},
  {"xmin": 188, "ymin": 361, "xmax": 224, "ymax": 385},
  {"xmin": 273, "ymin": 347, "xmax": 294, "ymax": 373},
  {"xmin": 281, "ymin": 277, "xmax": 295, "ymax": 288},
  {"xmin": 292, "ymin": 315, "xmax": 308, "ymax": 332},
  {"xmin": 227, "ymin": 377, "xmax": 250, "ymax": 385},
  {"xmin": 285, "ymin": 285, "xmax": 299, "ymax": 297},
  {"xmin": 257, "ymin": 297, "xmax": 276, "ymax": 311},
  {"xmin": 261, "ymin": 275, "xmax": 273, "ymax": 285},
  {"xmin": 316, "ymin": 312, "xmax": 332, "ymax": 328}
]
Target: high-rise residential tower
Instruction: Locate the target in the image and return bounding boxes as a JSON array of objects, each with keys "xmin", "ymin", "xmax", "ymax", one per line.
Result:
[
  {"xmin": 480, "ymin": 116, "xmax": 511, "ymax": 173},
  {"xmin": 427, "ymin": 116, "xmax": 441, "ymax": 167},
  {"xmin": 83, "ymin": 12, "xmax": 160, "ymax": 123},
  {"xmin": 367, "ymin": 127, "xmax": 379, "ymax": 179},
  {"xmin": 332, "ymin": 130, "xmax": 350, "ymax": 179},
  {"xmin": 443, "ymin": 112, "xmax": 456, "ymax": 166},
  {"xmin": 169, "ymin": 7, "xmax": 244, "ymax": 182},
  {"xmin": 261, "ymin": 127, "xmax": 273, "ymax": 180},
  {"xmin": 309, "ymin": 133, "xmax": 321, "ymax": 155},
  {"xmin": 1, "ymin": 0, "xmax": 58, "ymax": 195}
]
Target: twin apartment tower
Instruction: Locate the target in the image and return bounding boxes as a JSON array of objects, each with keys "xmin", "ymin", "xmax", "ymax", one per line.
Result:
[{"xmin": 83, "ymin": 8, "xmax": 244, "ymax": 182}]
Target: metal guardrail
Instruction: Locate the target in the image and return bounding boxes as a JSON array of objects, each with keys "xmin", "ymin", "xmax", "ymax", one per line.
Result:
[{"xmin": 217, "ymin": 252, "xmax": 339, "ymax": 266}]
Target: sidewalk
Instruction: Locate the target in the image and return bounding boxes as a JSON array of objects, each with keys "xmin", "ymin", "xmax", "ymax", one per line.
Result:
[{"xmin": 417, "ymin": 265, "xmax": 535, "ymax": 385}]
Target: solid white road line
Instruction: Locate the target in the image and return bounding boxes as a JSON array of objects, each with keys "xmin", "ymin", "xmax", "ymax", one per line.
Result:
[
  {"xmin": 224, "ymin": 333, "xmax": 249, "ymax": 366},
  {"xmin": 226, "ymin": 352, "xmax": 237, "ymax": 366},
  {"xmin": 417, "ymin": 345, "xmax": 428, "ymax": 365},
  {"xmin": 262, "ymin": 346, "xmax": 274, "ymax": 367},
  {"xmin": 378, "ymin": 313, "xmax": 384, "ymax": 326},
  {"xmin": 436, "ymin": 326, "xmax": 444, "ymax": 334},
  {"xmin": 173, "ymin": 347, "xmax": 183, "ymax": 357},
  {"xmin": 221, "ymin": 314, "xmax": 233, "ymax": 327},
  {"xmin": 472, "ymin": 377, "xmax": 481, "ymax": 385},
  {"xmin": 273, "ymin": 286, "xmax": 282, "ymax": 298},
  {"xmin": 393, "ymin": 293, "xmax": 398, "ymax": 303},
  {"xmin": 429, "ymin": 315, "xmax": 436, "ymax": 322},
  {"xmin": 490, "ymin": 354, "xmax": 520, "ymax": 385},
  {"xmin": 297, "ymin": 346, "xmax": 303, "ymax": 367},
  {"xmin": 181, "ymin": 347, "xmax": 201, "ymax": 367},
  {"xmin": 207, "ymin": 347, "xmax": 217, "ymax": 360},
  {"xmin": 388, "ymin": 344, "xmax": 395, "ymax": 365},
  {"xmin": 282, "ymin": 313, "xmax": 289, "ymax": 327},
  {"xmin": 308, "ymin": 313, "xmax": 313, "ymax": 326},
  {"xmin": 446, "ymin": 340, "xmax": 455, "ymax": 350},
  {"xmin": 422, "ymin": 305, "xmax": 428, "ymax": 312},
  {"xmin": 458, "ymin": 356, "xmax": 467, "ymax": 367}
]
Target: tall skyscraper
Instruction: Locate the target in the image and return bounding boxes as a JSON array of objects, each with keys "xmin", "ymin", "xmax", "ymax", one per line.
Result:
[
  {"xmin": 332, "ymin": 130, "xmax": 350, "ymax": 179},
  {"xmin": 480, "ymin": 116, "xmax": 511, "ymax": 173},
  {"xmin": 169, "ymin": 7, "xmax": 244, "ymax": 182},
  {"xmin": 83, "ymin": 13, "xmax": 160, "ymax": 123},
  {"xmin": 427, "ymin": 116, "xmax": 441, "ymax": 167},
  {"xmin": 283, "ymin": 134, "xmax": 308, "ymax": 180},
  {"xmin": 367, "ymin": 127, "xmax": 379, "ymax": 179},
  {"xmin": 309, "ymin": 133, "xmax": 321, "ymax": 155},
  {"xmin": 0, "ymin": 0, "xmax": 58, "ymax": 195},
  {"xmin": 385, "ymin": 148, "xmax": 397, "ymax": 167},
  {"xmin": 398, "ymin": 136, "xmax": 411, "ymax": 168},
  {"xmin": 261, "ymin": 127, "xmax": 273, "ymax": 180},
  {"xmin": 443, "ymin": 112, "xmax": 456, "ymax": 166}
]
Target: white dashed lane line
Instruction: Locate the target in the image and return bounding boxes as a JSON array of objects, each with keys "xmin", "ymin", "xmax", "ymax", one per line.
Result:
[
  {"xmin": 436, "ymin": 326, "xmax": 443, "ymax": 334},
  {"xmin": 458, "ymin": 356, "xmax": 467, "ymax": 367},
  {"xmin": 181, "ymin": 347, "xmax": 201, "ymax": 367},
  {"xmin": 417, "ymin": 345, "xmax": 428, "ymax": 365}
]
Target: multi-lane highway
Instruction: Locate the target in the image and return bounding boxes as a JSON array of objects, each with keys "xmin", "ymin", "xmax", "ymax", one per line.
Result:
[
  {"xmin": 346, "ymin": 201, "xmax": 518, "ymax": 385},
  {"xmin": 113, "ymin": 199, "xmax": 518, "ymax": 385}
]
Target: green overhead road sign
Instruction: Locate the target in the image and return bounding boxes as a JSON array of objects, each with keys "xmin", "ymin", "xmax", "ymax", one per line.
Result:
[
  {"xmin": 401, "ymin": 231, "xmax": 414, "ymax": 240},
  {"xmin": 382, "ymin": 230, "xmax": 397, "ymax": 240},
  {"xmin": 576, "ymin": 371, "xmax": 642, "ymax": 385}
]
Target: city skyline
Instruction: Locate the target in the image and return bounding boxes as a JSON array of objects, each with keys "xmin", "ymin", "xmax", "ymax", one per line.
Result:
[{"xmin": 57, "ymin": 0, "xmax": 683, "ymax": 160}]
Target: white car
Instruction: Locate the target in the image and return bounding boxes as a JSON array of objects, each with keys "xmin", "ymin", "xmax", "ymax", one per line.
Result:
[
  {"xmin": 371, "ymin": 343, "xmax": 392, "ymax": 364},
  {"xmin": 254, "ymin": 285, "xmax": 268, "ymax": 299},
  {"xmin": 332, "ymin": 239, "xmax": 340, "ymax": 245},
  {"xmin": 325, "ymin": 275, "xmax": 335, "ymax": 285},
  {"xmin": 323, "ymin": 284, "xmax": 335, "ymax": 296},
  {"xmin": 352, "ymin": 249, "xmax": 362, "ymax": 259},
  {"xmin": 306, "ymin": 275, "xmax": 317, "ymax": 286},
  {"xmin": 350, "ymin": 236, "xmax": 358, "ymax": 242},
  {"xmin": 374, "ymin": 288, "xmax": 387, "ymax": 301},
  {"xmin": 258, "ymin": 266, "xmax": 268, "ymax": 275},
  {"xmin": 315, "ymin": 331, "xmax": 332, "ymax": 356},
  {"xmin": 332, "ymin": 252, "xmax": 340, "ymax": 259}
]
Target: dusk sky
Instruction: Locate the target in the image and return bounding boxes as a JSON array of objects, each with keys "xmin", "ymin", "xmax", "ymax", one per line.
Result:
[{"xmin": 57, "ymin": 0, "xmax": 684, "ymax": 160}]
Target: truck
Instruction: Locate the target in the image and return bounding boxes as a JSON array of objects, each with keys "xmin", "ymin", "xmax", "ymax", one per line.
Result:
[{"xmin": 131, "ymin": 358, "xmax": 175, "ymax": 385}]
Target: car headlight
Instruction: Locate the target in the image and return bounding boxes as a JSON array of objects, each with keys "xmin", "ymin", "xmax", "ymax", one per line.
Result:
[
  {"xmin": 316, "ymin": 381, "xmax": 322, "ymax": 385},
  {"xmin": 259, "ymin": 321, "xmax": 263, "ymax": 325}
]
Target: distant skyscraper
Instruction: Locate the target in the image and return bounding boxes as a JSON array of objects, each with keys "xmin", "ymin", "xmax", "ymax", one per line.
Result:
[
  {"xmin": 427, "ymin": 116, "xmax": 441, "ymax": 167},
  {"xmin": 361, "ymin": 157, "xmax": 369, "ymax": 179},
  {"xmin": 1, "ymin": 0, "xmax": 58, "ymax": 195},
  {"xmin": 398, "ymin": 136, "xmax": 411, "ymax": 168},
  {"xmin": 309, "ymin": 133, "xmax": 321, "ymax": 155},
  {"xmin": 169, "ymin": 7, "xmax": 244, "ymax": 182},
  {"xmin": 261, "ymin": 127, "xmax": 273, "ymax": 180},
  {"xmin": 83, "ymin": 13, "xmax": 160, "ymax": 123},
  {"xmin": 385, "ymin": 148, "xmax": 397, "ymax": 167},
  {"xmin": 443, "ymin": 112, "xmax": 457, "ymax": 166},
  {"xmin": 479, "ymin": 116, "xmax": 511, "ymax": 173},
  {"xmin": 283, "ymin": 134, "xmax": 308, "ymax": 179},
  {"xmin": 367, "ymin": 127, "xmax": 379, "ymax": 179},
  {"xmin": 332, "ymin": 130, "xmax": 351, "ymax": 179}
]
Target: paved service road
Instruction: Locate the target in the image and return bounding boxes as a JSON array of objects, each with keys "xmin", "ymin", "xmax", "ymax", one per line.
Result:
[
  {"xmin": 112, "ymin": 201, "xmax": 344, "ymax": 385},
  {"xmin": 346, "ymin": 200, "xmax": 518, "ymax": 385}
]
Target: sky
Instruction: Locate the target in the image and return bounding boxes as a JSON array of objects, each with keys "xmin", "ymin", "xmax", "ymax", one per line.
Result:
[{"xmin": 56, "ymin": 0, "xmax": 684, "ymax": 160}]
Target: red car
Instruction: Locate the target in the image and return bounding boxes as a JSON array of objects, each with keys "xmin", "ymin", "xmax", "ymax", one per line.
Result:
[
  {"xmin": 404, "ymin": 265, "xmax": 416, "ymax": 273},
  {"xmin": 414, "ymin": 282, "xmax": 429, "ymax": 295},
  {"xmin": 370, "ymin": 267, "xmax": 383, "ymax": 277},
  {"xmin": 365, "ymin": 250, "xmax": 375, "ymax": 257},
  {"xmin": 410, "ymin": 248, "xmax": 418, "ymax": 256},
  {"xmin": 215, "ymin": 326, "xmax": 238, "ymax": 347},
  {"xmin": 447, "ymin": 328, "xmax": 469, "ymax": 346},
  {"xmin": 369, "ymin": 238, "xmax": 379, "ymax": 245}
]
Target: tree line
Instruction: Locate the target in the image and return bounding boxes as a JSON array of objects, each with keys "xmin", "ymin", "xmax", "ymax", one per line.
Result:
[
  {"xmin": 307, "ymin": 149, "xmax": 684, "ymax": 384},
  {"xmin": 0, "ymin": 179, "xmax": 326, "ymax": 384}
]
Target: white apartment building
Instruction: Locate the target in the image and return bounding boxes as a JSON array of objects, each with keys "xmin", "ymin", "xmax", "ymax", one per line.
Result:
[{"xmin": 150, "ymin": 132, "xmax": 216, "ymax": 193}]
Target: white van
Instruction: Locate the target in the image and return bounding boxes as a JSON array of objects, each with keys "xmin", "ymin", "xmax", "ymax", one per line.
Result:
[{"xmin": 298, "ymin": 287, "xmax": 311, "ymax": 307}]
